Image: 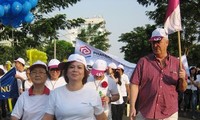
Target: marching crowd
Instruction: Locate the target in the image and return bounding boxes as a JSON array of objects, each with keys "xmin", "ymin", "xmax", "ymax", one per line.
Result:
[
  {"xmin": 0, "ymin": 54, "xmax": 130, "ymax": 120},
  {"xmin": 0, "ymin": 28, "xmax": 198, "ymax": 120},
  {"xmin": 178, "ymin": 66, "xmax": 200, "ymax": 119}
]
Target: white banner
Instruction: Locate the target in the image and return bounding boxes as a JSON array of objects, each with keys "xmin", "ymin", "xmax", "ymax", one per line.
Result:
[
  {"xmin": 181, "ymin": 54, "xmax": 189, "ymax": 76},
  {"xmin": 75, "ymin": 39, "xmax": 136, "ymax": 79}
]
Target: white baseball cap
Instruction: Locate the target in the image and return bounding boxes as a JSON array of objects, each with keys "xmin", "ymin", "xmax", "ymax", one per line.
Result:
[
  {"xmin": 29, "ymin": 60, "xmax": 48, "ymax": 71},
  {"xmin": 117, "ymin": 64, "xmax": 124, "ymax": 70},
  {"xmin": 58, "ymin": 54, "xmax": 87, "ymax": 70},
  {"xmin": 14, "ymin": 57, "xmax": 25, "ymax": 65},
  {"xmin": 91, "ymin": 59, "xmax": 107, "ymax": 76},
  {"xmin": 108, "ymin": 62, "xmax": 117, "ymax": 69},
  {"xmin": 48, "ymin": 59, "xmax": 60, "ymax": 69},
  {"xmin": 149, "ymin": 28, "xmax": 168, "ymax": 41}
]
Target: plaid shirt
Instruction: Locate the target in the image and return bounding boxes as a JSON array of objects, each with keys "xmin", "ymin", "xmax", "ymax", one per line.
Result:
[{"xmin": 131, "ymin": 53, "xmax": 187, "ymax": 119}]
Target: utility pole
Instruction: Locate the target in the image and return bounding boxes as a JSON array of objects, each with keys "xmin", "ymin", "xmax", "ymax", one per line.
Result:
[{"xmin": 54, "ymin": 39, "xmax": 56, "ymax": 59}]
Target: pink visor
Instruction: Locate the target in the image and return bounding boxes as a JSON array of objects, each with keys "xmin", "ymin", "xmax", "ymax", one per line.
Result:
[
  {"xmin": 91, "ymin": 68, "xmax": 105, "ymax": 76},
  {"xmin": 48, "ymin": 65, "xmax": 59, "ymax": 69},
  {"xmin": 149, "ymin": 36, "xmax": 163, "ymax": 41}
]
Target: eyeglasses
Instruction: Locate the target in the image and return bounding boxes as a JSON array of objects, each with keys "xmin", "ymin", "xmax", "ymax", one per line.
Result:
[{"xmin": 31, "ymin": 71, "xmax": 46, "ymax": 75}]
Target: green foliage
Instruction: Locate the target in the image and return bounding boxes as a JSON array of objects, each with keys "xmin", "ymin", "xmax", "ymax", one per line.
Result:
[
  {"xmin": 0, "ymin": 0, "xmax": 84, "ymax": 62},
  {"xmin": 38, "ymin": 0, "xmax": 81, "ymax": 13},
  {"xmin": 187, "ymin": 44, "xmax": 200, "ymax": 67},
  {"xmin": 77, "ymin": 22, "xmax": 111, "ymax": 51},
  {"xmin": 118, "ymin": 25, "xmax": 155, "ymax": 63},
  {"xmin": 0, "ymin": 46, "xmax": 14, "ymax": 64},
  {"xmin": 136, "ymin": 0, "xmax": 200, "ymax": 66},
  {"xmin": 44, "ymin": 40, "xmax": 74, "ymax": 61},
  {"xmin": 119, "ymin": 0, "xmax": 200, "ymax": 65}
]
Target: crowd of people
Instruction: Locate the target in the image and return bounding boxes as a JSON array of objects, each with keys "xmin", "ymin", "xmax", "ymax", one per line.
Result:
[
  {"xmin": 0, "ymin": 54, "xmax": 130, "ymax": 119},
  {"xmin": 178, "ymin": 66, "xmax": 200, "ymax": 119},
  {"xmin": 0, "ymin": 27, "xmax": 198, "ymax": 120}
]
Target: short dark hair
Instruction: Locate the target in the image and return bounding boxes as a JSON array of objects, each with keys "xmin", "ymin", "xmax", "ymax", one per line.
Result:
[
  {"xmin": 0, "ymin": 69, "xmax": 5, "ymax": 76},
  {"xmin": 63, "ymin": 62, "xmax": 89, "ymax": 85}
]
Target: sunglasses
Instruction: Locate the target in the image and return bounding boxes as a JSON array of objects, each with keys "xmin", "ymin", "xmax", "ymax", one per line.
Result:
[{"xmin": 50, "ymin": 68, "xmax": 60, "ymax": 72}]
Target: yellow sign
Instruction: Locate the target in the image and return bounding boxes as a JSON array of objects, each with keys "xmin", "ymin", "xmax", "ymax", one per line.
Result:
[{"xmin": 26, "ymin": 49, "xmax": 48, "ymax": 65}]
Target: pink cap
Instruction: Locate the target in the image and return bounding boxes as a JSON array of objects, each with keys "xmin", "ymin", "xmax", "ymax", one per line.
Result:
[
  {"xmin": 91, "ymin": 59, "xmax": 107, "ymax": 76},
  {"xmin": 48, "ymin": 59, "xmax": 60, "ymax": 69},
  {"xmin": 149, "ymin": 28, "xmax": 168, "ymax": 41}
]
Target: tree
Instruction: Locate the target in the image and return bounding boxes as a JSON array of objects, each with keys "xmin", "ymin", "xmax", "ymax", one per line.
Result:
[
  {"xmin": 0, "ymin": 46, "xmax": 14, "ymax": 64},
  {"xmin": 118, "ymin": 1, "xmax": 200, "ymax": 65},
  {"xmin": 137, "ymin": 0, "xmax": 200, "ymax": 56},
  {"xmin": 118, "ymin": 24, "xmax": 154, "ymax": 63},
  {"xmin": 0, "ymin": 0, "xmax": 85, "ymax": 63},
  {"xmin": 187, "ymin": 45, "xmax": 200, "ymax": 67},
  {"xmin": 44, "ymin": 40, "xmax": 74, "ymax": 61},
  {"xmin": 77, "ymin": 22, "xmax": 111, "ymax": 51}
]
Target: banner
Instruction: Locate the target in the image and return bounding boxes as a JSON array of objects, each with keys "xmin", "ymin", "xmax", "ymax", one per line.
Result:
[
  {"xmin": 75, "ymin": 39, "xmax": 136, "ymax": 79},
  {"xmin": 0, "ymin": 68, "xmax": 19, "ymax": 99},
  {"xmin": 181, "ymin": 54, "xmax": 189, "ymax": 76},
  {"xmin": 164, "ymin": 0, "xmax": 182, "ymax": 34}
]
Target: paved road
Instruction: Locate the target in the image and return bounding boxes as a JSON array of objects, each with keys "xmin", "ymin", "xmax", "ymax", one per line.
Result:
[
  {"xmin": 122, "ymin": 110, "xmax": 199, "ymax": 120},
  {"xmin": 1, "ymin": 110, "xmax": 197, "ymax": 120},
  {"xmin": 123, "ymin": 116, "xmax": 192, "ymax": 120},
  {"xmin": 1, "ymin": 114, "xmax": 194, "ymax": 120}
]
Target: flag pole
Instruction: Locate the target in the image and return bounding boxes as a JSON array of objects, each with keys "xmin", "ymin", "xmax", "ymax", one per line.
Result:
[{"xmin": 177, "ymin": 31, "xmax": 182, "ymax": 69}]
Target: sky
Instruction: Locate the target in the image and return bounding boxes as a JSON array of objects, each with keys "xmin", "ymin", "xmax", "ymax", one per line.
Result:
[{"xmin": 53, "ymin": 0, "xmax": 155, "ymax": 58}]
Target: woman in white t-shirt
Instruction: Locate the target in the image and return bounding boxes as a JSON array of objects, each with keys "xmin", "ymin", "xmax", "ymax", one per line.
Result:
[
  {"xmin": 43, "ymin": 54, "xmax": 106, "ymax": 120},
  {"xmin": 184, "ymin": 66, "xmax": 200, "ymax": 119},
  {"xmin": 11, "ymin": 61, "xmax": 50, "ymax": 120},
  {"xmin": 85, "ymin": 59, "xmax": 120, "ymax": 120},
  {"xmin": 21, "ymin": 68, "xmax": 33, "ymax": 91},
  {"xmin": 45, "ymin": 59, "xmax": 66, "ymax": 90}
]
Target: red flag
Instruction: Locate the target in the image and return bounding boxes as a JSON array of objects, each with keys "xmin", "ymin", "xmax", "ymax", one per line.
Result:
[{"xmin": 164, "ymin": 0, "xmax": 182, "ymax": 34}]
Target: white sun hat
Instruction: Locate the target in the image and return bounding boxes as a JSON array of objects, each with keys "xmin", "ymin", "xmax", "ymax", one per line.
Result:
[
  {"xmin": 58, "ymin": 54, "xmax": 87, "ymax": 70},
  {"xmin": 14, "ymin": 57, "xmax": 25, "ymax": 65},
  {"xmin": 108, "ymin": 62, "xmax": 117, "ymax": 69}
]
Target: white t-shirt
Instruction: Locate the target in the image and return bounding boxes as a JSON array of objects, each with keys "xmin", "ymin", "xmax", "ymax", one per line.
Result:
[
  {"xmin": 120, "ymin": 74, "xmax": 130, "ymax": 97},
  {"xmin": 187, "ymin": 75, "xmax": 200, "ymax": 91},
  {"xmin": 86, "ymin": 75, "xmax": 119, "ymax": 96},
  {"xmin": 16, "ymin": 70, "xmax": 27, "ymax": 90},
  {"xmin": 45, "ymin": 85, "xmax": 104, "ymax": 120},
  {"xmin": 85, "ymin": 75, "xmax": 118, "ymax": 117},
  {"xmin": 111, "ymin": 84, "xmax": 124, "ymax": 105},
  {"xmin": 24, "ymin": 80, "xmax": 33, "ymax": 91},
  {"xmin": 45, "ymin": 76, "xmax": 66, "ymax": 90},
  {"xmin": 11, "ymin": 91, "xmax": 49, "ymax": 120}
]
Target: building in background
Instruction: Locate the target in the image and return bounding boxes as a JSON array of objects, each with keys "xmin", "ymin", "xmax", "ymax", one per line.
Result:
[{"xmin": 63, "ymin": 16, "xmax": 106, "ymax": 46}]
